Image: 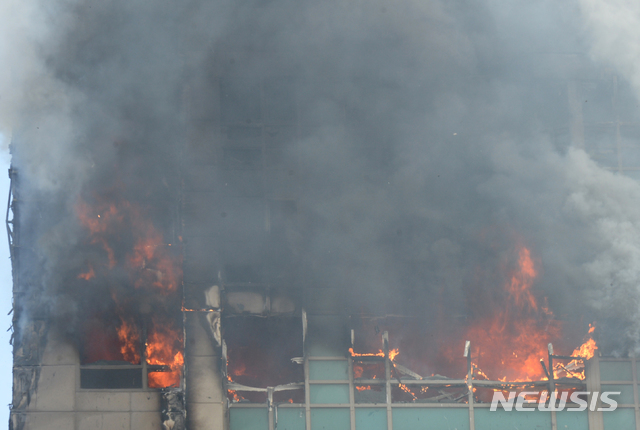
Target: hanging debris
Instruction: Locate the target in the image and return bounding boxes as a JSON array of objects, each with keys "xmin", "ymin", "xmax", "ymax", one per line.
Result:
[{"xmin": 161, "ymin": 388, "xmax": 186, "ymax": 430}]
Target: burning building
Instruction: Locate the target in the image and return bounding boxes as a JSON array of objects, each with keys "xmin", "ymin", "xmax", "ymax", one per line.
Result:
[{"xmin": 5, "ymin": 0, "xmax": 640, "ymax": 429}]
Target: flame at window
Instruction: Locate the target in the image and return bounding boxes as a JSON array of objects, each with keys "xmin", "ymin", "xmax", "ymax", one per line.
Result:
[{"xmin": 76, "ymin": 194, "xmax": 183, "ymax": 388}]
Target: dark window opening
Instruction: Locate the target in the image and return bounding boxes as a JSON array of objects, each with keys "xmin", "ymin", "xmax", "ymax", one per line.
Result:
[
  {"xmin": 80, "ymin": 368, "xmax": 143, "ymax": 389},
  {"xmin": 81, "ymin": 314, "xmax": 142, "ymax": 365},
  {"xmin": 224, "ymin": 264, "xmax": 264, "ymax": 284},
  {"xmin": 224, "ymin": 315, "xmax": 304, "ymax": 403},
  {"xmin": 80, "ymin": 312, "xmax": 183, "ymax": 390}
]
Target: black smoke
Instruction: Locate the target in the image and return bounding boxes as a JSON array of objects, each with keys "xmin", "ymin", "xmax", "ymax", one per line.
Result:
[{"xmin": 3, "ymin": 0, "xmax": 640, "ymax": 361}]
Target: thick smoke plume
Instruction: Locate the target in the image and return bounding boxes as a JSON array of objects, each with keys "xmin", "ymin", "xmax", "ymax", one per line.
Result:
[{"xmin": 2, "ymin": 0, "xmax": 640, "ymax": 361}]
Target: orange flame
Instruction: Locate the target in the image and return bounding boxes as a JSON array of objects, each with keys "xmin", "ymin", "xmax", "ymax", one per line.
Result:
[
  {"xmin": 146, "ymin": 318, "xmax": 184, "ymax": 388},
  {"xmin": 227, "ymin": 374, "xmax": 245, "ymax": 402},
  {"xmin": 76, "ymin": 195, "xmax": 183, "ymax": 388},
  {"xmin": 463, "ymin": 246, "xmax": 562, "ymax": 382},
  {"xmin": 77, "ymin": 264, "xmax": 95, "ymax": 281},
  {"xmin": 399, "ymin": 383, "xmax": 416, "ymax": 400},
  {"xmin": 116, "ymin": 317, "xmax": 141, "ymax": 364},
  {"xmin": 553, "ymin": 324, "xmax": 597, "ymax": 380},
  {"xmin": 349, "ymin": 348, "xmax": 399, "ymax": 360}
]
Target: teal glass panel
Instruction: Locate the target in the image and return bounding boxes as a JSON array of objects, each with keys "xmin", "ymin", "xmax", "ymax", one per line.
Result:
[
  {"xmin": 392, "ymin": 407, "xmax": 469, "ymax": 430},
  {"xmin": 230, "ymin": 408, "xmax": 269, "ymax": 430},
  {"xmin": 474, "ymin": 408, "xmax": 551, "ymax": 429},
  {"xmin": 355, "ymin": 408, "xmax": 387, "ymax": 430},
  {"xmin": 556, "ymin": 410, "xmax": 588, "ymax": 429},
  {"xmin": 310, "ymin": 408, "xmax": 350, "ymax": 430},
  {"xmin": 603, "ymin": 408, "xmax": 636, "ymax": 430},
  {"xmin": 309, "ymin": 360, "xmax": 349, "ymax": 381},
  {"xmin": 600, "ymin": 361, "xmax": 633, "ymax": 381},
  {"xmin": 310, "ymin": 384, "xmax": 349, "ymax": 404},
  {"xmin": 601, "ymin": 384, "xmax": 635, "ymax": 404},
  {"xmin": 277, "ymin": 408, "xmax": 305, "ymax": 430}
]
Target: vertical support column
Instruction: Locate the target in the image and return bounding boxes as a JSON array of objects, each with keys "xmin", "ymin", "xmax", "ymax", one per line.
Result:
[
  {"xmin": 142, "ymin": 324, "xmax": 149, "ymax": 389},
  {"xmin": 587, "ymin": 354, "xmax": 604, "ymax": 430},
  {"xmin": 304, "ymin": 357, "xmax": 311, "ymax": 430},
  {"xmin": 268, "ymin": 387, "xmax": 275, "ymax": 430},
  {"xmin": 548, "ymin": 344, "xmax": 557, "ymax": 430},
  {"xmin": 464, "ymin": 341, "xmax": 475, "ymax": 430},
  {"xmin": 548, "ymin": 344, "xmax": 555, "ymax": 394},
  {"xmin": 302, "ymin": 310, "xmax": 311, "ymax": 430},
  {"xmin": 383, "ymin": 331, "xmax": 393, "ymax": 430},
  {"xmin": 631, "ymin": 355, "xmax": 640, "ymax": 430},
  {"xmin": 348, "ymin": 356, "xmax": 356, "ymax": 430}
]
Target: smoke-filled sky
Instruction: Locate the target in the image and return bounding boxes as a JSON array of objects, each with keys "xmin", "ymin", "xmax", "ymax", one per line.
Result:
[{"xmin": 1, "ymin": 0, "xmax": 640, "ymax": 397}]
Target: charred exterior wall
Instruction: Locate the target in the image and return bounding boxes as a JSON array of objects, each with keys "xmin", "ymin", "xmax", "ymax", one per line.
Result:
[{"xmin": 7, "ymin": 1, "xmax": 640, "ymax": 429}]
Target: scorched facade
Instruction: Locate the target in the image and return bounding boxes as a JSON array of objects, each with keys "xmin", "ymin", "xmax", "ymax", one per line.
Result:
[{"xmin": 7, "ymin": 9, "xmax": 640, "ymax": 430}]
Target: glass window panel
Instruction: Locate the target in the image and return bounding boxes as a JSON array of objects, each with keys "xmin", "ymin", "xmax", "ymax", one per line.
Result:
[
  {"xmin": 601, "ymin": 384, "xmax": 635, "ymax": 405},
  {"xmin": 355, "ymin": 408, "xmax": 387, "ymax": 430},
  {"xmin": 355, "ymin": 385, "xmax": 386, "ymax": 404},
  {"xmin": 230, "ymin": 408, "xmax": 269, "ymax": 430},
  {"xmin": 474, "ymin": 408, "xmax": 551, "ymax": 430},
  {"xmin": 309, "ymin": 361, "xmax": 348, "ymax": 381},
  {"xmin": 276, "ymin": 407, "xmax": 305, "ymax": 430},
  {"xmin": 556, "ymin": 410, "xmax": 589, "ymax": 430},
  {"xmin": 599, "ymin": 361, "xmax": 633, "ymax": 381},
  {"xmin": 353, "ymin": 361, "xmax": 385, "ymax": 380},
  {"xmin": 310, "ymin": 408, "xmax": 350, "ymax": 430},
  {"xmin": 603, "ymin": 408, "xmax": 636, "ymax": 430},
  {"xmin": 392, "ymin": 408, "xmax": 469, "ymax": 430},
  {"xmin": 310, "ymin": 384, "xmax": 349, "ymax": 404},
  {"xmin": 80, "ymin": 368, "xmax": 143, "ymax": 389}
]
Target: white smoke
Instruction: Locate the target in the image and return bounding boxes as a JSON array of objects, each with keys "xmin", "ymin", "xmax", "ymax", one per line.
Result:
[
  {"xmin": 0, "ymin": 0, "xmax": 88, "ymax": 191},
  {"xmin": 574, "ymin": 0, "xmax": 640, "ymax": 350},
  {"xmin": 580, "ymin": 0, "xmax": 640, "ymax": 94}
]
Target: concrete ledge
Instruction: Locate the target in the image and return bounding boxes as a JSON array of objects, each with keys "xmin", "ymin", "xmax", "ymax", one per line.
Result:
[
  {"xmin": 26, "ymin": 412, "xmax": 74, "ymax": 430},
  {"xmin": 77, "ymin": 412, "xmax": 130, "ymax": 430},
  {"xmin": 76, "ymin": 392, "xmax": 131, "ymax": 412}
]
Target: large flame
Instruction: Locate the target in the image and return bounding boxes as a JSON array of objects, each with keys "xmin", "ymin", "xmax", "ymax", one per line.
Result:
[
  {"xmin": 464, "ymin": 246, "xmax": 561, "ymax": 381},
  {"xmin": 349, "ymin": 245, "xmax": 596, "ymax": 403},
  {"xmin": 553, "ymin": 324, "xmax": 597, "ymax": 379},
  {"xmin": 116, "ymin": 316, "xmax": 142, "ymax": 364},
  {"xmin": 147, "ymin": 317, "xmax": 184, "ymax": 388},
  {"xmin": 76, "ymin": 195, "xmax": 183, "ymax": 387}
]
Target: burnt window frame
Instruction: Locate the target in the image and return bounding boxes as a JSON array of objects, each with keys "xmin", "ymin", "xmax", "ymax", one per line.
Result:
[{"xmin": 78, "ymin": 324, "xmax": 183, "ymax": 391}]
